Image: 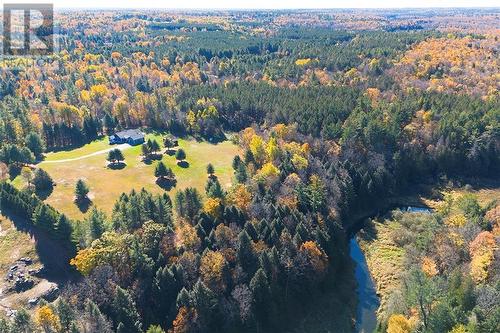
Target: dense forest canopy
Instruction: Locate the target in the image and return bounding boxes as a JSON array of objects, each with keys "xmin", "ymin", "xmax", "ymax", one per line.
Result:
[{"xmin": 0, "ymin": 7, "xmax": 499, "ymax": 333}]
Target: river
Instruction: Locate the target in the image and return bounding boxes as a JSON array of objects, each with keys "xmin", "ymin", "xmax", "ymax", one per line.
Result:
[
  {"xmin": 350, "ymin": 206, "xmax": 432, "ymax": 332},
  {"xmin": 350, "ymin": 238, "xmax": 380, "ymax": 333}
]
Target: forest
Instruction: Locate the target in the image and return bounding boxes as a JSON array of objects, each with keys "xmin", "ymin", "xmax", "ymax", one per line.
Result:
[{"xmin": 0, "ymin": 7, "xmax": 498, "ymax": 333}]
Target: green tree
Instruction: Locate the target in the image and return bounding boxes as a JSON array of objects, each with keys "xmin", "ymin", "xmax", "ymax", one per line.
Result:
[
  {"xmin": 107, "ymin": 149, "xmax": 124, "ymax": 165},
  {"xmin": 155, "ymin": 161, "xmax": 168, "ymax": 179},
  {"xmin": 112, "ymin": 287, "xmax": 143, "ymax": 333},
  {"xmin": 235, "ymin": 163, "xmax": 247, "ymax": 183},
  {"xmin": 11, "ymin": 308, "xmax": 35, "ymax": 333},
  {"xmin": 206, "ymin": 163, "xmax": 214, "ymax": 177},
  {"xmin": 87, "ymin": 207, "xmax": 107, "ymax": 241},
  {"xmin": 175, "ymin": 149, "xmax": 186, "ymax": 162},
  {"xmin": 175, "ymin": 188, "xmax": 202, "ymax": 221},
  {"xmin": 205, "ymin": 178, "xmax": 224, "ymax": 199},
  {"xmin": 176, "ymin": 287, "xmax": 191, "ymax": 309},
  {"xmin": 75, "ymin": 179, "xmax": 89, "ymax": 203},
  {"xmin": 33, "ymin": 168, "xmax": 53, "ymax": 194},
  {"xmin": 146, "ymin": 325, "xmax": 166, "ymax": 333},
  {"xmin": 250, "ymin": 268, "xmax": 271, "ymax": 324},
  {"xmin": 55, "ymin": 214, "xmax": 73, "ymax": 242},
  {"xmin": 25, "ymin": 132, "xmax": 45, "ymax": 160},
  {"xmin": 237, "ymin": 231, "xmax": 257, "ymax": 275},
  {"xmin": 404, "ymin": 268, "xmax": 440, "ymax": 330},
  {"xmin": 191, "ymin": 280, "xmax": 217, "ymax": 324},
  {"xmin": 33, "ymin": 204, "xmax": 57, "ymax": 232}
]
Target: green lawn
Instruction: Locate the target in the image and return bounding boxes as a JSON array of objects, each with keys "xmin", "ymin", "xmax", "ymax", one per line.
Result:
[
  {"xmin": 43, "ymin": 137, "xmax": 111, "ymax": 162},
  {"xmin": 14, "ymin": 133, "xmax": 240, "ymax": 220}
]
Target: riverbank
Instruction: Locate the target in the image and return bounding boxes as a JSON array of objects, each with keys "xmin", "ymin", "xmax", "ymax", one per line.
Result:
[{"xmin": 353, "ymin": 182, "xmax": 499, "ymax": 331}]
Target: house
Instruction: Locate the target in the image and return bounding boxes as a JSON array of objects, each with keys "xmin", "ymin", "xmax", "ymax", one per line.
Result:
[{"xmin": 109, "ymin": 129, "xmax": 145, "ymax": 146}]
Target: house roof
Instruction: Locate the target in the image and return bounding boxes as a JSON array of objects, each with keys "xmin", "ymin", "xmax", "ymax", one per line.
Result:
[{"xmin": 115, "ymin": 129, "xmax": 144, "ymax": 141}]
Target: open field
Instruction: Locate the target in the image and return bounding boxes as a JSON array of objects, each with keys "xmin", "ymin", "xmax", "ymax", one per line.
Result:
[
  {"xmin": 0, "ymin": 213, "xmax": 77, "ymax": 319},
  {"xmin": 14, "ymin": 133, "xmax": 240, "ymax": 220}
]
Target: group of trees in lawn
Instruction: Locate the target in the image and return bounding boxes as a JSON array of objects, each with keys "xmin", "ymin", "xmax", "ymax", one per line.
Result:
[
  {"xmin": 0, "ymin": 10, "xmax": 498, "ymax": 333},
  {"xmin": 107, "ymin": 149, "xmax": 125, "ymax": 168}
]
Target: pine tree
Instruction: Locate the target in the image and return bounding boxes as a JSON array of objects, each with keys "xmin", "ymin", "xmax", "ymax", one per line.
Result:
[
  {"xmin": 75, "ymin": 179, "xmax": 89, "ymax": 203},
  {"xmin": 191, "ymin": 280, "xmax": 217, "ymax": 322},
  {"xmin": 112, "ymin": 287, "xmax": 143, "ymax": 333},
  {"xmin": 33, "ymin": 168, "xmax": 53, "ymax": 193},
  {"xmin": 25, "ymin": 132, "xmax": 45, "ymax": 160},
  {"xmin": 206, "ymin": 163, "xmax": 215, "ymax": 177},
  {"xmin": 155, "ymin": 161, "xmax": 168, "ymax": 179},
  {"xmin": 205, "ymin": 178, "xmax": 224, "ymax": 199},
  {"xmin": 176, "ymin": 287, "xmax": 191, "ymax": 309},
  {"xmin": 33, "ymin": 204, "xmax": 57, "ymax": 232},
  {"xmin": 87, "ymin": 207, "xmax": 106, "ymax": 241},
  {"xmin": 175, "ymin": 149, "xmax": 186, "ymax": 162},
  {"xmin": 250, "ymin": 268, "xmax": 271, "ymax": 324},
  {"xmin": 237, "ymin": 231, "xmax": 257, "ymax": 275},
  {"xmin": 55, "ymin": 214, "xmax": 73, "ymax": 241}
]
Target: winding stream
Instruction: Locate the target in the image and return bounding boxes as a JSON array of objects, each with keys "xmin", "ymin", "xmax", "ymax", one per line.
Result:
[
  {"xmin": 350, "ymin": 206, "xmax": 432, "ymax": 332},
  {"xmin": 350, "ymin": 238, "xmax": 380, "ymax": 333}
]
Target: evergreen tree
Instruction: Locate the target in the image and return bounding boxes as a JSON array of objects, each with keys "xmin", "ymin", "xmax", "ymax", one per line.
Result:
[
  {"xmin": 87, "ymin": 207, "xmax": 107, "ymax": 241},
  {"xmin": 206, "ymin": 163, "xmax": 215, "ymax": 177},
  {"xmin": 25, "ymin": 132, "xmax": 45, "ymax": 160},
  {"xmin": 205, "ymin": 178, "xmax": 224, "ymax": 199},
  {"xmin": 112, "ymin": 287, "xmax": 143, "ymax": 333},
  {"xmin": 55, "ymin": 214, "xmax": 73, "ymax": 241},
  {"xmin": 75, "ymin": 179, "xmax": 89, "ymax": 202},
  {"xmin": 33, "ymin": 204, "xmax": 57, "ymax": 232},
  {"xmin": 250, "ymin": 268, "xmax": 271, "ymax": 324},
  {"xmin": 176, "ymin": 287, "xmax": 191, "ymax": 309},
  {"xmin": 191, "ymin": 280, "xmax": 218, "ymax": 324},
  {"xmin": 33, "ymin": 168, "xmax": 53, "ymax": 194},
  {"xmin": 175, "ymin": 149, "xmax": 186, "ymax": 162},
  {"xmin": 237, "ymin": 231, "xmax": 257, "ymax": 275},
  {"xmin": 155, "ymin": 162, "xmax": 168, "ymax": 179}
]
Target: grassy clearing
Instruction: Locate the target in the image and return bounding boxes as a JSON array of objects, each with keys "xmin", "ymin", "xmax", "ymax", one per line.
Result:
[
  {"xmin": 0, "ymin": 216, "xmax": 37, "ymax": 271},
  {"xmin": 358, "ymin": 217, "xmax": 406, "ymax": 319},
  {"xmin": 0, "ymin": 215, "xmax": 39, "ymax": 319},
  {"xmin": 43, "ymin": 137, "xmax": 111, "ymax": 162},
  {"xmin": 14, "ymin": 133, "xmax": 240, "ymax": 220}
]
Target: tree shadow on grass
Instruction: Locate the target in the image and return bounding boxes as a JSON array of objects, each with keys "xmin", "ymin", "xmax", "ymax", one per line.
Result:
[
  {"xmin": 156, "ymin": 178, "xmax": 177, "ymax": 191},
  {"xmin": 177, "ymin": 161, "xmax": 189, "ymax": 168},
  {"xmin": 107, "ymin": 162, "xmax": 126, "ymax": 170},
  {"xmin": 75, "ymin": 197, "xmax": 92, "ymax": 213},
  {"xmin": 1, "ymin": 210, "xmax": 79, "ymax": 285}
]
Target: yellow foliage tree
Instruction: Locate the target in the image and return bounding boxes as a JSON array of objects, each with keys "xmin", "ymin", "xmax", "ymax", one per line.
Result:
[
  {"xmin": 36, "ymin": 305, "xmax": 61, "ymax": 332},
  {"xmin": 291, "ymin": 154, "xmax": 308, "ymax": 170},
  {"xmin": 387, "ymin": 314, "xmax": 411, "ymax": 333},
  {"xmin": 227, "ymin": 184, "xmax": 252, "ymax": 212},
  {"xmin": 204, "ymin": 197, "xmax": 222, "ymax": 218},
  {"xmin": 70, "ymin": 232, "xmax": 127, "ymax": 276},
  {"xmin": 200, "ymin": 250, "xmax": 227, "ymax": 291},
  {"xmin": 299, "ymin": 241, "xmax": 328, "ymax": 277},
  {"xmin": 422, "ymin": 257, "xmax": 438, "ymax": 277},
  {"xmin": 250, "ymin": 135, "xmax": 266, "ymax": 165},
  {"xmin": 176, "ymin": 223, "xmax": 201, "ymax": 252}
]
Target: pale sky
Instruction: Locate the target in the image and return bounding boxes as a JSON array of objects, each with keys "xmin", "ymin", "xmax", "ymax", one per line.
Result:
[{"xmin": 2, "ymin": 0, "xmax": 500, "ymax": 9}]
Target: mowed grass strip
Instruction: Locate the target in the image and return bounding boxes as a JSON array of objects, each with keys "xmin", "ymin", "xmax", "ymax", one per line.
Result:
[{"xmin": 15, "ymin": 133, "xmax": 240, "ymax": 220}]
